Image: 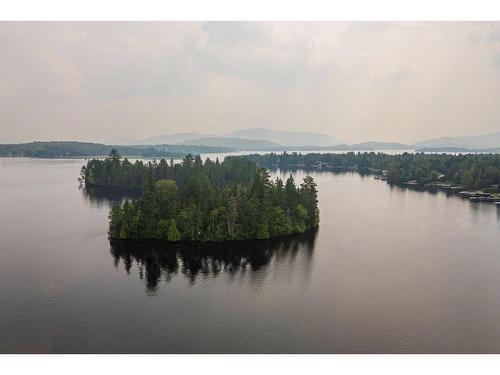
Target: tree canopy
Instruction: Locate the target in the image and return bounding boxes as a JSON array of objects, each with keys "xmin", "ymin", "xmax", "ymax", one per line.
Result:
[
  {"xmin": 245, "ymin": 151, "xmax": 500, "ymax": 190},
  {"xmin": 94, "ymin": 150, "xmax": 320, "ymax": 242},
  {"xmin": 0, "ymin": 141, "xmax": 229, "ymax": 158}
]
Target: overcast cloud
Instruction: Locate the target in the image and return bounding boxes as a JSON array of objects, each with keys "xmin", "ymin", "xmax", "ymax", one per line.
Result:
[{"xmin": 1, "ymin": 22, "xmax": 500, "ymax": 143}]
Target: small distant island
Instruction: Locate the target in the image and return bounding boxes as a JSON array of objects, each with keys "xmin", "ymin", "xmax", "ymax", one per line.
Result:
[{"xmin": 81, "ymin": 150, "xmax": 319, "ymax": 242}]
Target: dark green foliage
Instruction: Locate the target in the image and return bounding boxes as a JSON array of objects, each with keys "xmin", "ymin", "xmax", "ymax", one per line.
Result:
[
  {"xmin": 245, "ymin": 152, "xmax": 500, "ymax": 190},
  {"xmin": 108, "ymin": 204, "xmax": 122, "ymax": 239},
  {"xmin": 300, "ymin": 176, "xmax": 320, "ymax": 228},
  {"xmin": 98, "ymin": 151, "xmax": 320, "ymax": 242},
  {"xmin": 167, "ymin": 219, "xmax": 181, "ymax": 242},
  {"xmin": 0, "ymin": 141, "xmax": 231, "ymax": 158}
]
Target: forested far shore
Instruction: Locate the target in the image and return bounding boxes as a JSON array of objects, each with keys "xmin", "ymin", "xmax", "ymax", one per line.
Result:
[
  {"xmin": 96, "ymin": 150, "xmax": 319, "ymax": 242},
  {"xmin": 0, "ymin": 141, "xmax": 231, "ymax": 158},
  {"xmin": 244, "ymin": 152, "xmax": 500, "ymax": 191}
]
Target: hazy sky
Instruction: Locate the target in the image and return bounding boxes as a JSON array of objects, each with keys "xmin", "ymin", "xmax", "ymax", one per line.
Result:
[{"xmin": 1, "ymin": 21, "xmax": 500, "ymax": 144}]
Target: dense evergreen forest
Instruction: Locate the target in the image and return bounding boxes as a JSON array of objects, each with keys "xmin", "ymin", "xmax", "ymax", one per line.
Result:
[
  {"xmin": 0, "ymin": 141, "xmax": 230, "ymax": 158},
  {"xmin": 86, "ymin": 150, "xmax": 320, "ymax": 242},
  {"xmin": 245, "ymin": 152, "xmax": 500, "ymax": 190}
]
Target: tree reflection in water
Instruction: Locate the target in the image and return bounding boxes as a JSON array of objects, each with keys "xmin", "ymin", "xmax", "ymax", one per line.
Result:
[
  {"xmin": 80, "ymin": 185, "xmax": 142, "ymax": 208},
  {"xmin": 109, "ymin": 229, "xmax": 317, "ymax": 293}
]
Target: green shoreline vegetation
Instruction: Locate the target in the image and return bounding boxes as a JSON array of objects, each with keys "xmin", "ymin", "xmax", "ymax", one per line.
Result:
[
  {"xmin": 0, "ymin": 141, "xmax": 231, "ymax": 158},
  {"xmin": 81, "ymin": 150, "xmax": 500, "ymax": 242},
  {"xmin": 244, "ymin": 152, "xmax": 500, "ymax": 191},
  {"xmin": 83, "ymin": 150, "xmax": 319, "ymax": 242}
]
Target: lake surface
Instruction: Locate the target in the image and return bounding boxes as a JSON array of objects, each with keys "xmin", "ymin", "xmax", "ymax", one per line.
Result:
[{"xmin": 1, "ymin": 157, "xmax": 500, "ymax": 353}]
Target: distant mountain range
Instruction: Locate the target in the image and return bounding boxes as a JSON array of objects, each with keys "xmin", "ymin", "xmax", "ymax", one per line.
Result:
[
  {"xmin": 184, "ymin": 137, "xmax": 282, "ymax": 151},
  {"xmin": 108, "ymin": 127, "xmax": 500, "ymax": 152},
  {"xmin": 330, "ymin": 142, "xmax": 413, "ymax": 151},
  {"xmin": 227, "ymin": 128, "xmax": 341, "ymax": 147},
  {"xmin": 414, "ymin": 131, "xmax": 500, "ymax": 149},
  {"xmin": 110, "ymin": 128, "xmax": 342, "ymax": 148},
  {"xmin": 110, "ymin": 132, "xmax": 209, "ymax": 145},
  {"xmin": 7, "ymin": 128, "xmax": 499, "ymax": 155},
  {"xmin": 415, "ymin": 146, "xmax": 500, "ymax": 154}
]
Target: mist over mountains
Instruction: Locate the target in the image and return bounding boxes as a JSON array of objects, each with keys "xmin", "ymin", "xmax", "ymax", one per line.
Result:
[
  {"xmin": 6, "ymin": 128, "xmax": 497, "ymax": 155},
  {"xmin": 108, "ymin": 127, "xmax": 500, "ymax": 152},
  {"xmin": 110, "ymin": 128, "xmax": 341, "ymax": 148},
  {"xmin": 183, "ymin": 137, "xmax": 282, "ymax": 151},
  {"xmin": 110, "ymin": 132, "xmax": 209, "ymax": 146},
  {"xmin": 227, "ymin": 128, "xmax": 341, "ymax": 147},
  {"xmin": 414, "ymin": 131, "xmax": 500, "ymax": 149}
]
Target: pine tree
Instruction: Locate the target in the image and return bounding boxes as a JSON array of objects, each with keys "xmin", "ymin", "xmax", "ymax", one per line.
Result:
[
  {"xmin": 167, "ymin": 219, "xmax": 181, "ymax": 242},
  {"xmin": 300, "ymin": 176, "xmax": 320, "ymax": 228},
  {"xmin": 108, "ymin": 204, "xmax": 122, "ymax": 238}
]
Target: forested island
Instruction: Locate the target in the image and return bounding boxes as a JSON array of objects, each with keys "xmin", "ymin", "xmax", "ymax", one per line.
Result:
[
  {"xmin": 82, "ymin": 150, "xmax": 319, "ymax": 242},
  {"xmin": 245, "ymin": 152, "xmax": 500, "ymax": 190},
  {"xmin": 0, "ymin": 141, "xmax": 231, "ymax": 158}
]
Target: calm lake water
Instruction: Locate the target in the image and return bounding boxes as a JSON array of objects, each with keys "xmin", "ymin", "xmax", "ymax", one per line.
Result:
[{"xmin": 1, "ymin": 157, "xmax": 500, "ymax": 353}]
